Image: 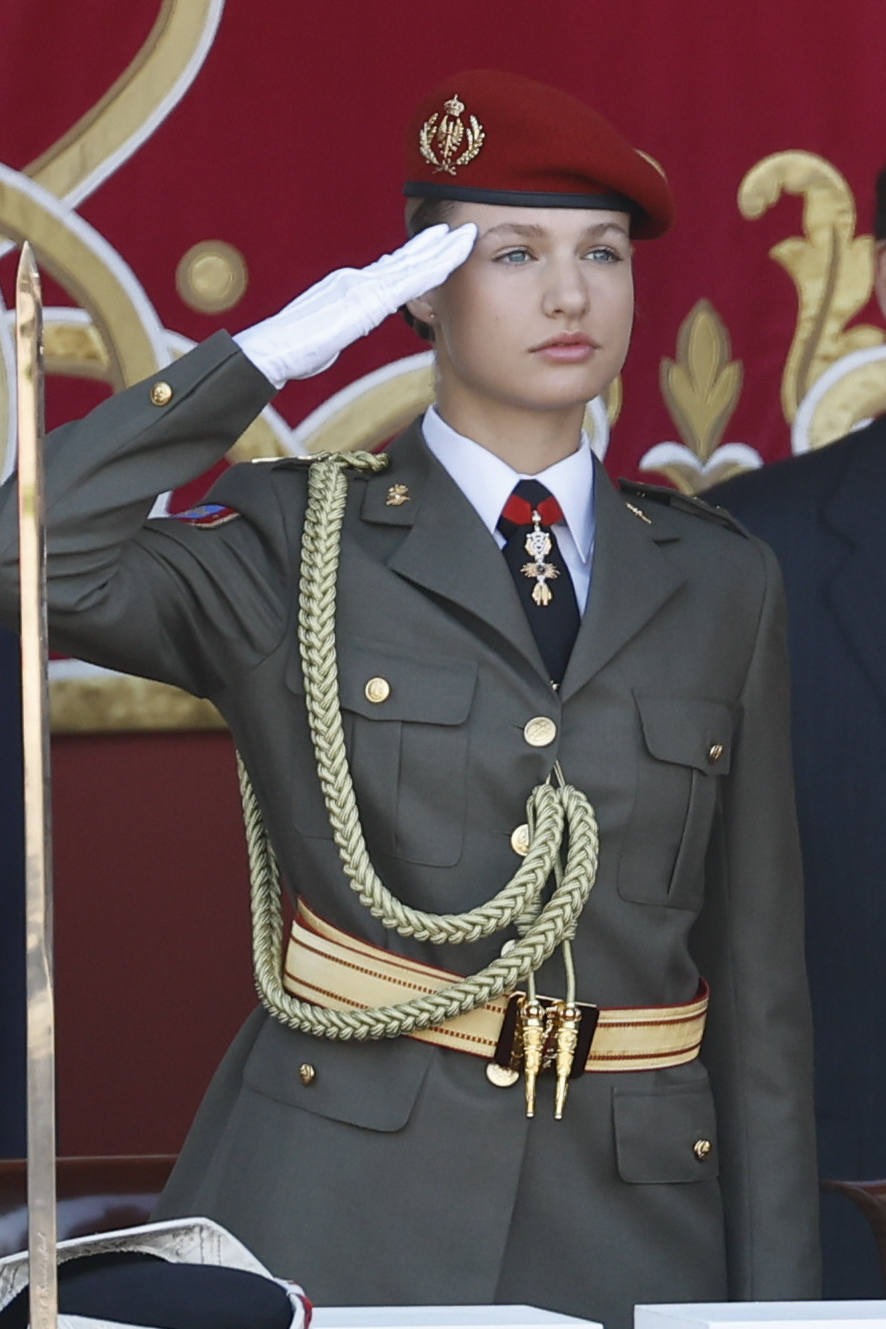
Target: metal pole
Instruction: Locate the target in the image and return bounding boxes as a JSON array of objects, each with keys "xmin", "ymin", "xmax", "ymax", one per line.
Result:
[{"xmin": 16, "ymin": 240, "xmax": 57, "ymax": 1329}]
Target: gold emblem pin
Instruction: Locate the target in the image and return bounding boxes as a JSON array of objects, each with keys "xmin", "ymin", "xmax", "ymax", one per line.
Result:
[
  {"xmin": 419, "ymin": 94, "xmax": 485, "ymax": 176},
  {"xmin": 625, "ymin": 501, "xmax": 652, "ymax": 525},
  {"xmin": 386, "ymin": 483, "xmax": 410, "ymax": 506}
]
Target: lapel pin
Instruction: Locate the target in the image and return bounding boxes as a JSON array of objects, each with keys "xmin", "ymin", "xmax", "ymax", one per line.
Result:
[
  {"xmin": 624, "ymin": 501, "xmax": 652, "ymax": 525},
  {"xmin": 386, "ymin": 483, "xmax": 410, "ymax": 506}
]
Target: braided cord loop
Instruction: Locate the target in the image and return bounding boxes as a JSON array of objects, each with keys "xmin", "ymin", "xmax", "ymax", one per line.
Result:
[{"xmin": 243, "ymin": 451, "xmax": 600, "ymax": 1040}]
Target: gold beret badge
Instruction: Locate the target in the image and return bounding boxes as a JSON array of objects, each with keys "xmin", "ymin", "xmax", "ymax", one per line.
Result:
[{"xmin": 419, "ymin": 94, "xmax": 485, "ymax": 176}]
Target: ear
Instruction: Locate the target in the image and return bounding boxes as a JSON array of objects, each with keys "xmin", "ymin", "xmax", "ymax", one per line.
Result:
[
  {"xmin": 405, "ymin": 292, "xmax": 437, "ymax": 325},
  {"xmin": 874, "ymin": 241, "xmax": 886, "ymax": 321}
]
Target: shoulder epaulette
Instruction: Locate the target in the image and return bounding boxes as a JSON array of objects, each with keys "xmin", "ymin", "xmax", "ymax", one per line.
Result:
[{"xmin": 618, "ymin": 478, "xmax": 748, "ymax": 536}]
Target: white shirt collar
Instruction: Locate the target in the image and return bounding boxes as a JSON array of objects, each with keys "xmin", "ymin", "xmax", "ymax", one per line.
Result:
[{"xmin": 421, "ymin": 405, "xmax": 595, "ymax": 561}]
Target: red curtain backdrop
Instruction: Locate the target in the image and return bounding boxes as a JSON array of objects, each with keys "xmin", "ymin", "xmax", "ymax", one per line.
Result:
[{"xmin": 1, "ymin": 0, "xmax": 885, "ymax": 1153}]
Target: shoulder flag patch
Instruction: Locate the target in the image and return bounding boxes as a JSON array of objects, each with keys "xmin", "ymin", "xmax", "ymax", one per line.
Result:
[{"xmin": 171, "ymin": 502, "xmax": 241, "ymax": 529}]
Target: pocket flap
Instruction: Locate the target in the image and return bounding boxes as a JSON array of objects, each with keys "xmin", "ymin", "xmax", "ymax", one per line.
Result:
[
  {"xmin": 635, "ymin": 693, "xmax": 735, "ymax": 773},
  {"xmin": 613, "ymin": 1082, "xmax": 719, "ymax": 1183},
  {"xmin": 287, "ymin": 639, "xmax": 477, "ymax": 725},
  {"xmin": 243, "ymin": 1010, "xmax": 432, "ymax": 1132}
]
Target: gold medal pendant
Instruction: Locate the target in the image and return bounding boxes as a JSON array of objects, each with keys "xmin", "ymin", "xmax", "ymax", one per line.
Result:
[{"xmin": 520, "ymin": 509, "xmax": 560, "ymax": 606}]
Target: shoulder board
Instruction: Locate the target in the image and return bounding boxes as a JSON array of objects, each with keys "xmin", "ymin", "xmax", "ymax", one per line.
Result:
[
  {"xmin": 618, "ymin": 479, "xmax": 748, "ymax": 536},
  {"xmin": 170, "ymin": 502, "xmax": 240, "ymax": 529}
]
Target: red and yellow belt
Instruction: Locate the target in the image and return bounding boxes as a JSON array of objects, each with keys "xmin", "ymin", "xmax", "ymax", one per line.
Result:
[{"xmin": 284, "ymin": 900, "xmax": 708, "ymax": 1078}]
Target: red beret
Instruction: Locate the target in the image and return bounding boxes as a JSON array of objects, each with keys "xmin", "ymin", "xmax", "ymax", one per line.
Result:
[{"xmin": 404, "ymin": 70, "xmax": 673, "ymax": 240}]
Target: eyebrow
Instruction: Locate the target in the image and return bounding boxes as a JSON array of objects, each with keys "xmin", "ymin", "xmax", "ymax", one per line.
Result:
[{"xmin": 479, "ymin": 220, "xmax": 630, "ymax": 241}]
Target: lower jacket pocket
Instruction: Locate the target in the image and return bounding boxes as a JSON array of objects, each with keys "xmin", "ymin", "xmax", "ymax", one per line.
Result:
[
  {"xmin": 613, "ymin": 1081, "xmax": 719, "ymax": 1183},
  {"xmin": 243, "ymin": 1010, "xmax": 433, "ymax": 1132}
]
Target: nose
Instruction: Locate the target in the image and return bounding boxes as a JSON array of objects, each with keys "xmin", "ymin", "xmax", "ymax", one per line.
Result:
[{"xmin": 541, "ymin": 256, "xmax": 590, "ymax": 320}]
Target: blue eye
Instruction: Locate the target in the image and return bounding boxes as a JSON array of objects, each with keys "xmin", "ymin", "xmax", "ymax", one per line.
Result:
[
  {"xmin": 496, "ymin": 248, "xmax": 532, "ymax": 264},
  {"xmin": 586, "ymin": 246, "xmax": 621, "ymax": 263}
]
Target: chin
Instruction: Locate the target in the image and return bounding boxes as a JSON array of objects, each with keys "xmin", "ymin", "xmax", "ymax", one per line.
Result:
[{"xmin": 516, "ymin": 379, "xmax": 607, "ymax": 412}]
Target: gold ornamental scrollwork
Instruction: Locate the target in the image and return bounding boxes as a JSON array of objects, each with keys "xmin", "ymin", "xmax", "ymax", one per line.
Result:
[
  {"xmin": 738, "ymin": 151, "xmax": 883, "ymax": 425},
  {"xmin": 660, "ymin": 299, "xmax": 743, "ymax": 465},
  {"xmin": 18, "ymin": 0, "xmax": 224, "ymax": 219},
  {"xmin": 0, "ymin": 0, "xmax": 225, "ymax": 387},
  {"xmin": 0, "ymin": 0, "xmax": 276, "ymax": 733},
  {"xmin": 0, "ymin": 165, "xmax": 168, "ymax": 390},
  {"xmin": 642, "ymin": 300, "xmax": 756, "ymax": 494}
]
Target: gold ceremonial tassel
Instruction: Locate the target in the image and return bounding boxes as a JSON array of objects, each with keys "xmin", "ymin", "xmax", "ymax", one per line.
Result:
[
  {"xmin": 520, "ymin": 998, "xmax": 546, "ymax": 1118},
  {"xmin": 553, "ymin": 1003, "xmax": 581, "ymax": 1120},
  {"xmin": 17, "ymin": 242, "xmax": 58, "ymax": 1329}
]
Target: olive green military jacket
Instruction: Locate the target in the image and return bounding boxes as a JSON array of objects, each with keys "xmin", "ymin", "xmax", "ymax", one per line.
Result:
[{"xmin": 0, "ymin": 333, "xmax": 820, "ymax": 1328}]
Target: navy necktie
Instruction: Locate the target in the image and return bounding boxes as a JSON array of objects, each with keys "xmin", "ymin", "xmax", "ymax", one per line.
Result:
[{"xmin": 497, "ymin": 479, "xmax": 580, "ymax": 684}]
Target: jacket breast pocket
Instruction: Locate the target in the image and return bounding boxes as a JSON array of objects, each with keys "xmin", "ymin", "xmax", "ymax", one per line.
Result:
[
  {"xmin": 613, "ymin": 1081, "xmax": 719, "ymax": 1183},
  {"xmin": 243, "ymin": 1011, "xmax": 432, "ymax": 1132},
  {"xmin": 286, "ymin": 639, "xmax": 477, "ymax": 868},
  {"xmin": 617, "ymin": 692, "xmax": 734, "ymax": 911}
]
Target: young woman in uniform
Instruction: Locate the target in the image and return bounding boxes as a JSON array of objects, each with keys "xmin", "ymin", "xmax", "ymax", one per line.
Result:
[{"xmin": 0, "ymin": 70, "xmax": 819, "ymax": 1329}]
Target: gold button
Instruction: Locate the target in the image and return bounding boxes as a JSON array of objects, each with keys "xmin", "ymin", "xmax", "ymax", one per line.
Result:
[
  {"xmin": 150, "ymin": 381, "xmax": 173, "ymax": 406},
  {"xmin": 523, "ymin": 716, "xmax": 557, "ymax": 747},
  {"xmin": 299, "ymin": 1063, "xmax": 316, "ymax": 1086},
  {"xmin": 486, "ymin": 1063, "xmax": 520, "ymax": 1088},
  {"xmin": 707, "ymin": 743, "xmax": 724, "ymax": 765},
  {"xmin": 693, "ymin": 1138, "xmax": 712, "ymax": 1161},
  {"xmin": 364, "ymin": 676, "xmax": 391, "ymax": 704},
  {"xmin": 510, "ymin": 823, "xmax": 531, "ymax": 856}
]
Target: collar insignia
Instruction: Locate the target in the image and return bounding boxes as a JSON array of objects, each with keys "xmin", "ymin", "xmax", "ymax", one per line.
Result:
[
  {"xmin": 624, "ymin": 501, "xmax": 653, "ymax": 525},
  {"xmin": 386, "ymin": 483, "xmax": 411, "ymax": 506},
  {"xmin": 419, "ymin": 94, "xmax": 485, "ymax": 176}
]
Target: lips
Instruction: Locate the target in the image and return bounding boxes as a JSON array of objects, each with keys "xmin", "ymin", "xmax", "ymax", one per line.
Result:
[
  {"xmin": 530, "ymin": 331, "xmax": 599, "ymax": 362},
  {"xmin": 531, "ymin": 332, "xmax": 598, "ymax": 351}
]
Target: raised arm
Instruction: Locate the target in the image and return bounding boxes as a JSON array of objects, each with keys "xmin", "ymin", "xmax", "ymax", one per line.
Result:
[{"xmin": 0, "ymin": 226, "xmax": 476, "ymax": 695}]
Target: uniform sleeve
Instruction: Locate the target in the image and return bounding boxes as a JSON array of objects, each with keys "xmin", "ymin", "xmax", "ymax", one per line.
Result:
[
  {"xmin": 0, "ymin": 332, "xmax": 291, "ymax": 698},
  {"xmin": 691, "ymin": 537, "xmax": 821, "ymax": 1298}
]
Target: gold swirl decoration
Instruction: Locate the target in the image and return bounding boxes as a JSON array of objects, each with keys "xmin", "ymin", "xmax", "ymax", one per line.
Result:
[
  {"xmin": 792, "ymin": 345, "xmax": 886, "ymax": 451},
  {"xmin": 0, "ymin": 0, "xmax": 226, "ymax": 386},
  {"xmin": 661, "ymin": 299, "xmax": 743, "ymax": 466},
  {"xmin": 0, "ymin": 166, "xmax": 170, "ymax": 390},
  {"xmin": 0, "ymin": 6, "xmax": 286, "ymax": 463},
  {"xmin": 0, "ymin": 0, "xmax": 274, "ymax": 733},
  {"xmin": 18, "ymin": 0, "xmax": 224, "ymax": 216},
  {"xmin": 738, "ymin": 151, "xmax": 883, "ymax": 433},
  {"xmin": 642, "ymin": 300, "xmax": 754, "ymax": 494}
]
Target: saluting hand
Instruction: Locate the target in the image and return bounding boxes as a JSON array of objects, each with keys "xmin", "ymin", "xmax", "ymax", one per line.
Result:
[{"xmin": 233, "ymin": 223, "xmax": 477, "ymax": 388}]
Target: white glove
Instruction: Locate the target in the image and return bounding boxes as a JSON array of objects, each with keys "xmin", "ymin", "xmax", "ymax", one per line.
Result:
[{"xmin": 233, "ymin": 223, "xmax": 477, "ymax": 388}]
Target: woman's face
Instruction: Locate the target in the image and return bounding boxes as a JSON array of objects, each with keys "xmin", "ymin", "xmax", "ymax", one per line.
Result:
[{"xmin": 412, "ymin": 201, "xmax": 634, "ymax": 421}]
